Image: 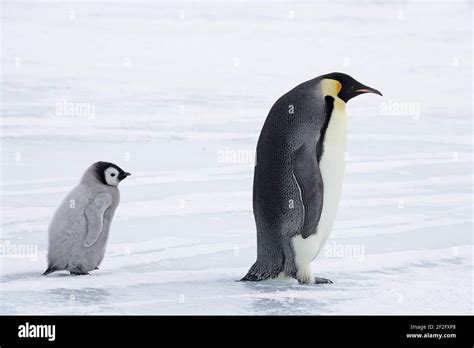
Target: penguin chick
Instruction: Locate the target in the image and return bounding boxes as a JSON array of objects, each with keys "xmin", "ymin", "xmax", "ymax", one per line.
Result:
[{"xmin": 43, "ymin": 161, "xmax": 131, "ymax": 276}]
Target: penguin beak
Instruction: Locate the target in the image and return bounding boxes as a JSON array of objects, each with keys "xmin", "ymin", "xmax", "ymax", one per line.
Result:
[
  {"xmin": 355, "ymin": 86, "xmax": 383, "ymax": 96},
  {"xmin": 119, "ymin": 172, "xmax": 131, "ymax": 181},
  {"xmin": 339, "ymin": 80, "xmax": 382, "ymax": 102}
]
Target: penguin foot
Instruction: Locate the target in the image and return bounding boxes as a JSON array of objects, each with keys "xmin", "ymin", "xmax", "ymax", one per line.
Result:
[
  {"xmin": 70, "ymin": 271, "xmax": 90, "ymax": 276},
  {"xmin": 241, "ymin": 261, "xmax": 280, "ymax": 281},
  {"xmin": 314, "ymin": 277, "xmax": 333, "ymax": 284},
  {"xmin": 94, "ymin": 267, "xmax": 99, "ymax": 270}
]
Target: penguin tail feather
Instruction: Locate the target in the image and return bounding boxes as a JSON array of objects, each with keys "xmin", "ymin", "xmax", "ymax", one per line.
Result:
[
  {"xmin": 42, "ymin": 266, "xmax": 57, "ymax": 275},
  {"xmin": 240, "ymin": 261, "xmax": 282, "ymax": 282}
]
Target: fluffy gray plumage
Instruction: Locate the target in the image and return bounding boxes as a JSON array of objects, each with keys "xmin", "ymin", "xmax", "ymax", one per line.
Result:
[{"xmin": 43, "ymin": 161, "xmax": 130, "ymax": 275}]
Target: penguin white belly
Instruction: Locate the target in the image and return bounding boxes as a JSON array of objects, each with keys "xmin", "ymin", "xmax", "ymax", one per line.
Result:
[{"xmin": 292, "ymin": 101, "xmax": 347, "ymax": 280}]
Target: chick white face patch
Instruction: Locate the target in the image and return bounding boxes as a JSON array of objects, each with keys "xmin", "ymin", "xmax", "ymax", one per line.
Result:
[{"xmin": 104, "ymin": 167, "xmax": 120, "ymax": 186}]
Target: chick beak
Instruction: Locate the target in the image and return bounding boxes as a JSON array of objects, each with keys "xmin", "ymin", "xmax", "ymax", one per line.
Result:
[{"xmin": 119, "ymin": 172, "xmax": 131, "ymax": 181}]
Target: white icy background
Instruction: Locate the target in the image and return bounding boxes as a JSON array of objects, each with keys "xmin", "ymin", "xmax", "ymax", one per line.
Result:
[{"xmin": 0, "ymin": 1, "xmax": 472, "ymax": 314}]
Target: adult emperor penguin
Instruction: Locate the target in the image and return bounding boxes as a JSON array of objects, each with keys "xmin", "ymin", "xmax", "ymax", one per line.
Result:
[
  {"xmin": 242, "ymin": 72, "xmax": 381, "ymax": 284},
  {"xmin": 43, "ymin": 161, "xmax": 131, "ymax": 275}
]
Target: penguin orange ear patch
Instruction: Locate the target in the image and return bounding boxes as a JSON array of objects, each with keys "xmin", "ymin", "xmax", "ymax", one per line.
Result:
[{"xmin": 321, "ymin": 79, "xmax": 342, "ymax": 97}]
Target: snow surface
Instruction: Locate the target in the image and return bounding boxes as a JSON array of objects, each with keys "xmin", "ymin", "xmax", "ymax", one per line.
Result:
[{"xmin": 1, "ymin": 1, "xmax": 472, "ymax": 315}]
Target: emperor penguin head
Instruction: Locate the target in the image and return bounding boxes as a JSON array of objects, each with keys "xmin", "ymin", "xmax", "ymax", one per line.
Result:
[
  {"xmin": 90, "ymin": 161, "xmax": 131, "ymax": 186},
  {"xmin": 320, "ymin": 72, "xmax": 382, "ymax": 102}
]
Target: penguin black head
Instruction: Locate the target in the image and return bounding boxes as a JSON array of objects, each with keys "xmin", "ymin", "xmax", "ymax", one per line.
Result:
[
  {"xmin": 92, "ymin": 161, "xmax": 131, "ymax": 186},
  {"xmin": 321, "ymin": 72, "xmax": 382, "ymax": 103}
]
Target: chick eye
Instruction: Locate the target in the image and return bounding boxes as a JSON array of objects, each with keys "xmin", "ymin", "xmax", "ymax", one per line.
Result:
[{"xmin": 110, "ymin": 173, "xmax": 116, "ymax": 177}]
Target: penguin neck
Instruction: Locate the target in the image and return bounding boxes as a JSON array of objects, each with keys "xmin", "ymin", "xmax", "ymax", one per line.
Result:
[
  {"xmin": 324, "ymin": 101, "xmax": 347, "ymax": 150},
  {"xmin": 319, "ymin": 78, "xmax": 347, "ymax": 149},
  {"xmin": 316, "ymin": 78, "xmax": 347, "ymax": 176},
  {"xmin": 320, "ymin": 78, "xmax": 346, "ymax": 114}
]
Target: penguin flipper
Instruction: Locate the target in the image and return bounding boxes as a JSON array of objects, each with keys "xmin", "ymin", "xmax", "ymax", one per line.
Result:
[
  {"xmin": 292, "ymin": 144, "xmax": 324, "ymax": 239},
  {"xmin": 84, "ymin": 193, "xmax": 113, "ymax": 247}
]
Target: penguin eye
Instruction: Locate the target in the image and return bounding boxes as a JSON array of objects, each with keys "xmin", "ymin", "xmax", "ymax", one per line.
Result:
[{"xmin": 110, "ymin": 173, "xmax": 116, "ymax": 177}]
